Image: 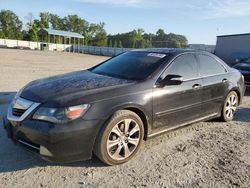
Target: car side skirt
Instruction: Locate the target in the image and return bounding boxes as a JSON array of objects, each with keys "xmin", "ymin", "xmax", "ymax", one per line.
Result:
[{"xmin": 147, "ymin": 112, "xmax": 219, "ymax": 138}]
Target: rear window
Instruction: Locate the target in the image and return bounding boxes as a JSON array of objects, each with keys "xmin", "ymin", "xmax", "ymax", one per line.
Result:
[
  {"xmin": 198, "ymin": 54, "xmax": 227, "ymax": 77},
  {"xmin": 91, "ymin": 52, "xmax": 170, "ymax": 80}
]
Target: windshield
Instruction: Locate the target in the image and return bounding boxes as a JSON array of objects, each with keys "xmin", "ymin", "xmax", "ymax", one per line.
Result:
[{"xmin": 90, "ymin": 51, "xmax": 170, "ymax": 80}]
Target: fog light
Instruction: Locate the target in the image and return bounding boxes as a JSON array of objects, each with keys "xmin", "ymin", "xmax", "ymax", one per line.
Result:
[{"xmin": 40, "ymin": 146, "xmax": 53, "ymax": 157}]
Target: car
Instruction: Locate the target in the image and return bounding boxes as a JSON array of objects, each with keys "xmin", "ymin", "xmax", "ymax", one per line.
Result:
[
  {"xmin": 233, "ymin": 57, "xmax": 250, "ymax": 87},
  {"xmin": 4, "ymin": 49, "xmax": 245, "ymax": 165}
]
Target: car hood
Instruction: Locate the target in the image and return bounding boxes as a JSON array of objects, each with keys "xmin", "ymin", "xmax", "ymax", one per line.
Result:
[
  {"xmin": 233, "ymin": 63, "xmax": 250, "ymax": 72},
  {"xmin": 20, "ymin": 70, "xmax": 134, "ymax": 103}
]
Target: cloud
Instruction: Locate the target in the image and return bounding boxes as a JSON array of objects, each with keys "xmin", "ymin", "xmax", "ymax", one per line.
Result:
[
  {"xmin": 190, "ymin": 0, "xmax": 250, "ymax": 19},
  {"xmin": 74, "ymin": 0, "xmax": 250, "ymax": 16}
]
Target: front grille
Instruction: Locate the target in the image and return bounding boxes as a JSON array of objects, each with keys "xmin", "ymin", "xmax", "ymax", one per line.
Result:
[
  {"xmin": 7, "ymin": 96, "xmax": 40, "ymax": 122},
  {"xmin": 12, "ymin": 108, "xmax": 26, "ymax": 117}
]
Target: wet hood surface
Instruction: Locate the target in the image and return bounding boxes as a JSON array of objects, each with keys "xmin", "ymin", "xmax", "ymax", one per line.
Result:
[{"xmin": 20, "ymin": 70, "xmax": 133, "ymax": 103}]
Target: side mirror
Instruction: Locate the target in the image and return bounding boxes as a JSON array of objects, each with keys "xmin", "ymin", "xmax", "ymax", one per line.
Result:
[{"xmin": 158, "ymin": 74, "xmax": 184, "ymax": 87}]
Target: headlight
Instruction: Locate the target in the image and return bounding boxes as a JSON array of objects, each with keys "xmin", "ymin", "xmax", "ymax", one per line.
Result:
[{"xmin": 33, "ymin": 104, "xmax": 90, "ymax": 124}]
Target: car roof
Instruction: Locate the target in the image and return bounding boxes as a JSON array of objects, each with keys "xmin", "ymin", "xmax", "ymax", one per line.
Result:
[{"xmin": 132, "ymin": 48, "xmax": 210, "ymax": 56}]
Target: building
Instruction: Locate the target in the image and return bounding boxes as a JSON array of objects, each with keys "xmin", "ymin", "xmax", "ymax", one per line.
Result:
[
  {"xmin": 38, "ymin": 28, "xmax": 84, "ymax": 52},
  {"xmin": 215, "ymin": 33, "xmax": 250, "ymax": 66}
]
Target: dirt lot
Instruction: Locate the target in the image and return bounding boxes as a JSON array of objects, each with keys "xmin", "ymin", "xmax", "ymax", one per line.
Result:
[{"xmin": 0, "ymin": 49, "xmax": 249, "ymax": 188}]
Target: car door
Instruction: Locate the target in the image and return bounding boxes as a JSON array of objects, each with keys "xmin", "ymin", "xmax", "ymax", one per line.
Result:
[
  {"xmin": 197, "ymin": 53, "xmax": 229, "ymax": 116},
  {"xmin": 152, "ymin": 53, "xmax": 203, "ymax": 131}
]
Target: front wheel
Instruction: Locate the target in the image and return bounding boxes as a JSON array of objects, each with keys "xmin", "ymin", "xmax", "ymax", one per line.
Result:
[
  {"xmin": 221, "ymin": 91, "xmax": 239, "ymax": 122},
  {"xmin": 94, "ymin": 110, "xmax": 144, "ymax": 165}
]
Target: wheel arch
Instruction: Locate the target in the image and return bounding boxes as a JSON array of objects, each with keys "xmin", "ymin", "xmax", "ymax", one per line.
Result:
[
  {"xmin": 228, "ymin": 87, "xmax": 241, "ymax": 104},
  {"xmin": 124, "ymin": 107, "xmax": 149, "ymax": 140},
  {"xmin": 102, "ymin": 103, "xmax": 151, "ymax": 141}
]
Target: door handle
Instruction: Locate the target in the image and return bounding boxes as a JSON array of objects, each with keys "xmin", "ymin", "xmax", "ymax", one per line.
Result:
[
  {"xmin": 222, "ymin": 79, "xmax": 228, "ymax": 83},
  {"xmin": 192, "ymin": 84, "xmax": 202, "ymax": 89}
]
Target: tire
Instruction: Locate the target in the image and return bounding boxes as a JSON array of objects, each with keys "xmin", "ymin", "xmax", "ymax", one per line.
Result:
[
  {"xmin": 94, "ymin": 110, "xmax": 144, "ymax": 165},
  {"xmin": 221, "ymin": 91, "xmax": 239, "ymax": 122}
]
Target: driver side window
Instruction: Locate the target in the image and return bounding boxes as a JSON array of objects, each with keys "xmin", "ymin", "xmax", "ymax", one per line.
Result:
[{"xmin": 162, "ymin": 54, "xmax": 199, "ymax": 80}]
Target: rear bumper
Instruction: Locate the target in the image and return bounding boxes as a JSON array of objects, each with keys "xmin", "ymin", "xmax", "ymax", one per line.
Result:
[{"xmin": 3, "ymin": 116, "xmax": 103, "ymax": 163}]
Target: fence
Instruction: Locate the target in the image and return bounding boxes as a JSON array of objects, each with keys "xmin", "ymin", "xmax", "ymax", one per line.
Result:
[
  {"xmin": 188, "ymin": 44, "xmax": 216, "ymax": 53},
  {"xmin": 0, "ymin": 38, "xmax": 216, "ymax": 57},
  {"xmin": 0, "ymin": 38, "xmax": 133, "ymax": 56},
  {"xmin": 0, "ymin": 38, "xmax": 73, "ymax": 51}
]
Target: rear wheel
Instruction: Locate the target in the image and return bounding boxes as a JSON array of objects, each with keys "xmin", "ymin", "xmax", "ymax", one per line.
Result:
[
  {"xmin": 221, "ymin": 91, "xmax": 239, "ymax": 122},
  {"xmin": 94, "ymin": 110, "xmax": 144, "ymax": 165}
]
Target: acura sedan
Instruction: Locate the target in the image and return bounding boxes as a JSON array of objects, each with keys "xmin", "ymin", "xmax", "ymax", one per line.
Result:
[{"xmin": 4, "ymin": 49, "xmax": 245, "ymax": 165}]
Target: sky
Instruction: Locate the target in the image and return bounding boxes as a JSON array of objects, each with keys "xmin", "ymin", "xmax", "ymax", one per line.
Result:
[{"xmin": 1, "ymin": 0, "xmax": 250, "ymax": 44}]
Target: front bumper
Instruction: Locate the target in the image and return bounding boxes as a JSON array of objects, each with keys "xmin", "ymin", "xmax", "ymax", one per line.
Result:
[{"xmin": 3, "ymin": 116, "xmax": 102, "ymax": 163}]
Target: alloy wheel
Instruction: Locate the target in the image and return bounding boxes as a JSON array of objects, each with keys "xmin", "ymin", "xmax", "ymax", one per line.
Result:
[
  {"xmin": 225, "ymin": 93, "xmax": 238, "ymax": 119},
  {"xmin": 106, "ymin": 119, "xmax": 140, "ymax": 161}
]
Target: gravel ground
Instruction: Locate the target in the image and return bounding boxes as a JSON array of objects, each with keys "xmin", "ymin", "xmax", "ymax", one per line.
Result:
[{"xmin": 0, "ymin": 49, "xmax": 249, "ymax": 188}]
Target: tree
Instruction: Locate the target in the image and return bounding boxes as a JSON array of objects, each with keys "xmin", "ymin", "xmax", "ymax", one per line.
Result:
[
  {"xmin": 87, "ymin": 22, "xmax": 107, "ymax": 46},
  {"xmin": 108, "ymin": 40, "xmax": 113, "ymax": 47},
  {"xmin": 50, "ymin": 14, "xmax": 66, "ymax": 30},
  {"xmin": 167, "ymin": 33, "xmax": 188, "ymax": 48},
  {"xmin": 28, "ymin": 23, "xmax": 39, "ymax": 41},
  {"xmin": 0, "ymin": 10, "xmax": 188, "ymax": 48},
  {"xmin": 65, "ymin": 15, "xmax": 88, "ymax": 34},
  {"xmin": 0, "ymin": 30, "xmax": 4, "ymax": 38},
  {"xmin": 107, "ymin": 28, "xmax": 188, "ymax": 49},
  {"xmin": 132, "ymin": 29, "xmax": 145, "ymax": 48},
  {"xmin": 156, "ymin": 29, "xmax": 166, "ymax": 39},
  {"xmin": 22, "ymin": 30, "xmax": 29, "ymax": 41},
  {"xmin": 153, "ymin": 29, "xmax": 167, "ymax": 47},
  {"xmin": 39, "ymin": 12, "xmax": 50, "ymax": 28},
  {"xmin": 108, "ymin": 29, "xmax": 148, "ymax": 48},
  {"xmin": 24, "ymin": 13, "xmax": 39, "ymax": 41},
  {"xmin": 25, "ymin": 12, "xmax": 34, "ymax": 30},
  {"xmin": 0, "ymin": 10, "xmax": 23, "ymax": 39}
]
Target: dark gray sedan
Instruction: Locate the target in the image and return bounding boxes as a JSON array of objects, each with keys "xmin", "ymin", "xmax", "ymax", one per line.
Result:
[{"xmin": 4, "ymin": 49, "xmax": 245, "ymax": 165}]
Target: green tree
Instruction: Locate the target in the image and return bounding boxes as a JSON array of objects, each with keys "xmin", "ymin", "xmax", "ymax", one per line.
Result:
[
  {"xmin": 50, "ymin": 14, "xmax": 66, "ymax": 30},
  {"xmin": 28, "ymin": 23, "xmax": 39, "ymax": 41},
  {"xmin": 39, "ymin": 12, "xmax": 50, "ymax": 28},
  {"xmin": 0, "ymin": 9, "xmax": 188, "ymax": 48},
  {"xmin": 156, "ymin": 29, "xmax": 166, "ymax": 39},
  {"xmin": 0, "ymin": 10, "xmax": 23, "ymax": 39},
  {"xmin": 25, "ymin": 13, "xmax": 39, "ymax": 41},
  {"xmin": 0, "ymin": 31, "xmax": 4, "ymax": 38},
  {"xmin": 87, "ymin": 22, "xmax": 107, "ymax": 46},
  {"xmin": 108, "ymin": 29, "xmax": 149, "ymax": 48},
  {"xmin": 22, "ymin": 30, "xmax": 29, "ymax": 41},
  {"xmin": 108, "ymin": 40, "xmax": 113, "ymax": 47},
  {"xmin": 167, "ymin": 33, "xmax": 188, "ymax": 48},
  {"xmin": 134, "ymin": 29, "xmax": 142, "ymax": 48},
  {"xmin": 65, "ymin": 15, "xmax": 88, "ymax": 34}
]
